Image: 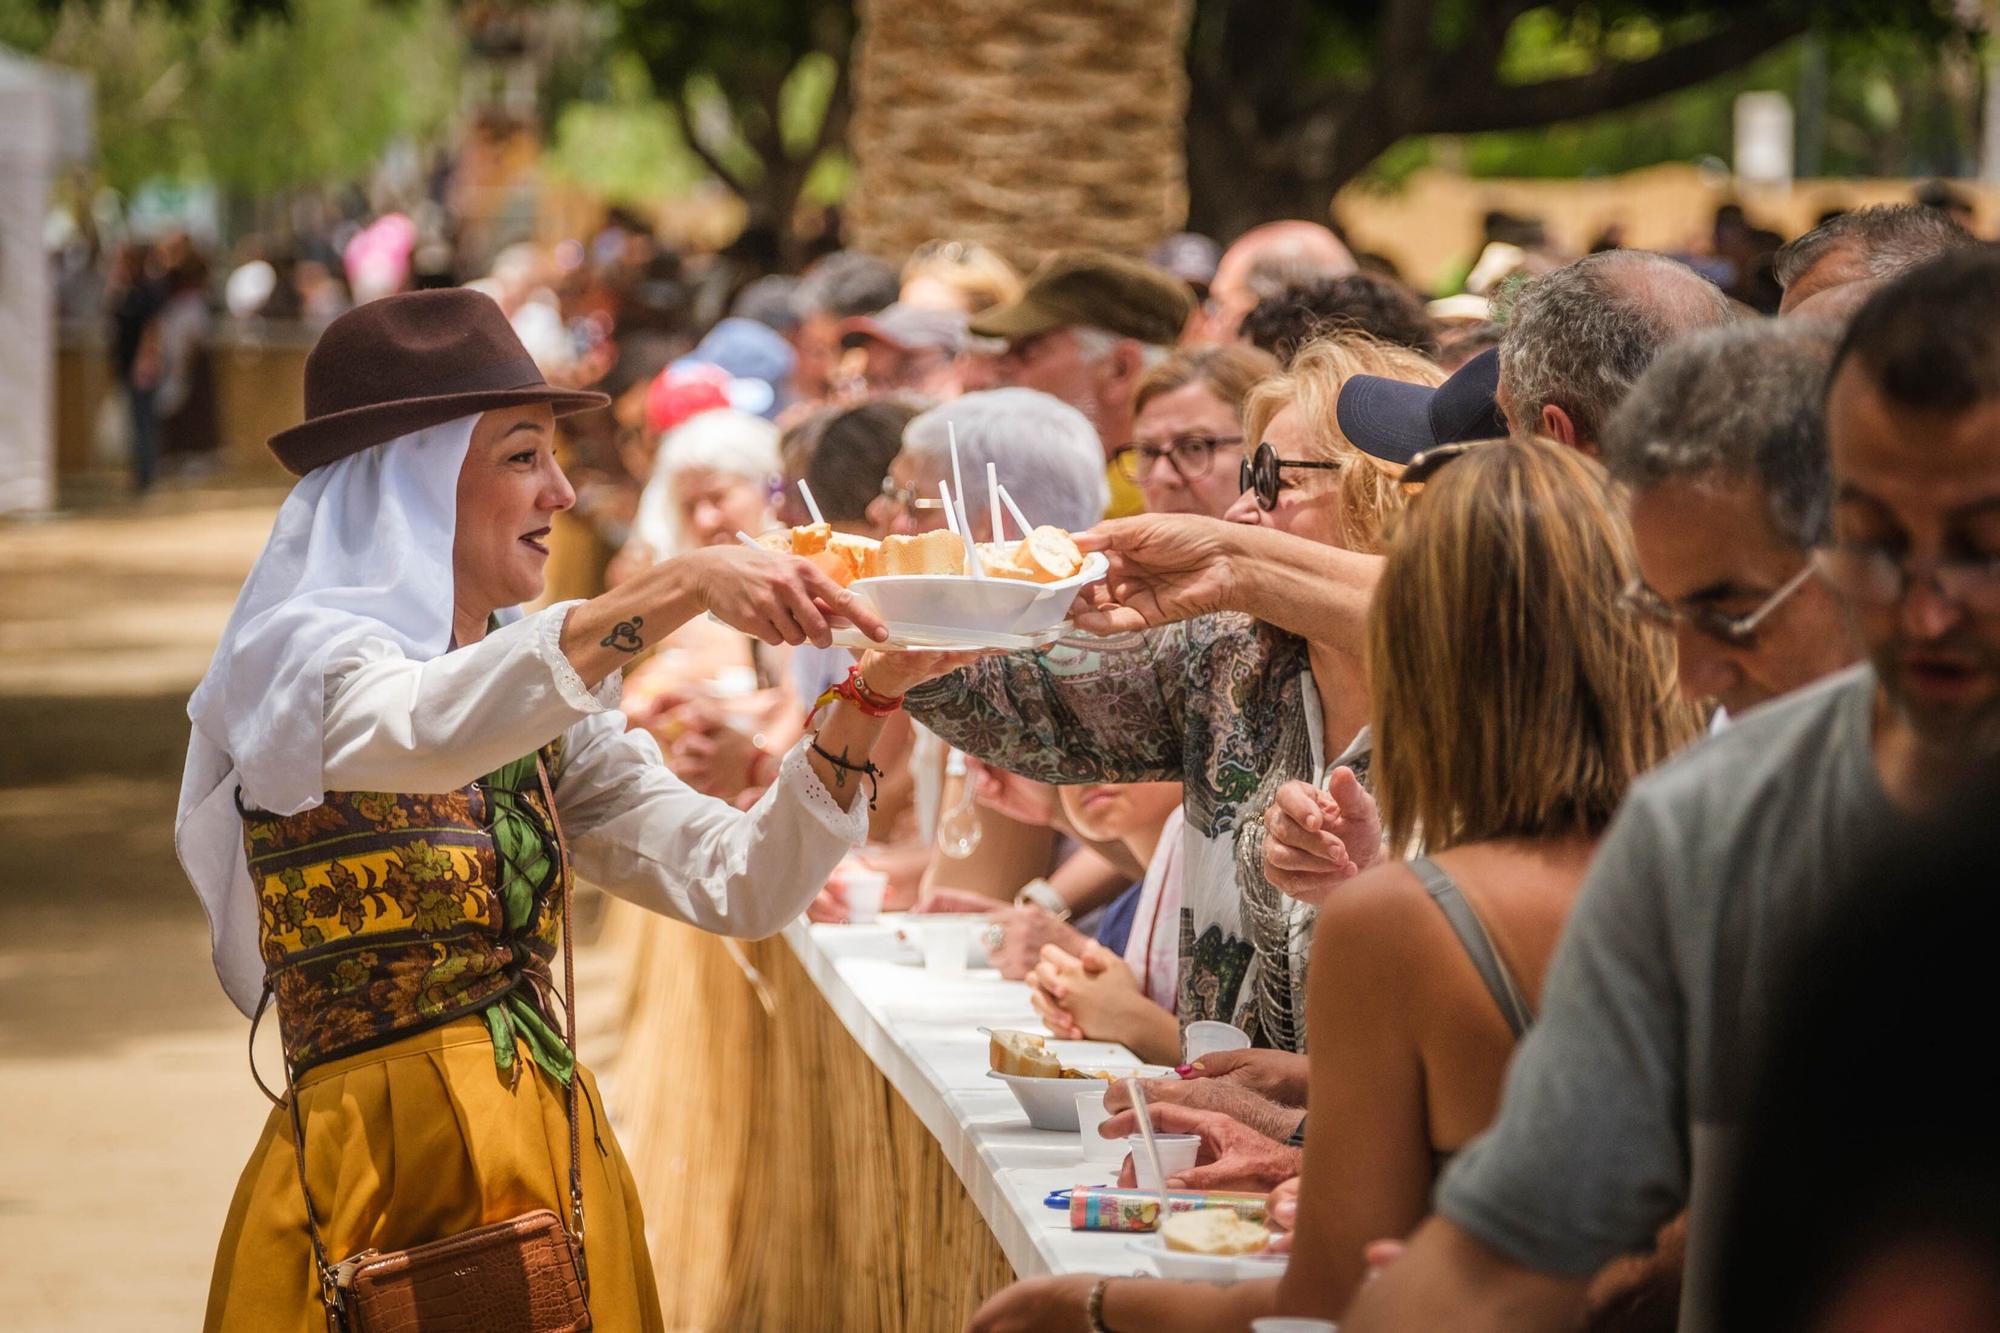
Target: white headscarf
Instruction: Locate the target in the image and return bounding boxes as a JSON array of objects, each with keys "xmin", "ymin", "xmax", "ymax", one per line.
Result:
[{"xmin": 176, "ymin": 416, "xmax": 480, "ymax": 1015}]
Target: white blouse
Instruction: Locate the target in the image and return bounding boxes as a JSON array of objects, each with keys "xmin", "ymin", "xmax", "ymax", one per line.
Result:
[{"xmin": 194, "ymin": 601, "xmax": 867, "ymax": 1014}]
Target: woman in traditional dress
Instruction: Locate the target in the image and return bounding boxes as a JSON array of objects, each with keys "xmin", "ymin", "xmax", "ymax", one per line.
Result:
[{"xmin": 178, "ymin": 289, "xmax": 957, "ymax": 1330}]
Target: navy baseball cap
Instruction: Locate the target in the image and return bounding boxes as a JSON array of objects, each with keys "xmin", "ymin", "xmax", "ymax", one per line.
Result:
[{"xmin": 1334, "ymin": 346, "xmax": 1507, "ymax": 467}]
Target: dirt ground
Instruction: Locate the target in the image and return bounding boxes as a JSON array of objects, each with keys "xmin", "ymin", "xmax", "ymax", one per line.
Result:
[{"xmin": 0, "ymin": 481, "xmax": 624, "ymax": 1329}]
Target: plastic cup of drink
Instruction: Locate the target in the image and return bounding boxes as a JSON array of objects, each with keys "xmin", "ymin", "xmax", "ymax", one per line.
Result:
[
  {"xmin": 1074, "ymin": 1087, "xmax": 1124, "ymax": 1164},
  {"xmin": 1183, "ymin": 1020, "xmax": 1251, "ymax": 1064},
  {"xmin": 841, "ymin": 870, "xmax": 887, "ymax": 924},
  {"xmin": 1126, "ymin": 1132, "xmax": 1201, "ymax": 1191},
  {"xmin": 1250, "ymin": 1321, "xmax": 1337, "ymax": 1332},
  {"xmin": 923, "ymin": 920, "xmax": 970, "ymax": 976}
]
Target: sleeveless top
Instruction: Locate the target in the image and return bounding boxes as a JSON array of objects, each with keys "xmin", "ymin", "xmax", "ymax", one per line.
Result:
[
  {"xmin": 239, "ymin": 737, "xmax": 572, "ymax": 1083},
  {"xmin": 1411, "ymin": 854, "xmax": 1535, "ymax": 1172}
]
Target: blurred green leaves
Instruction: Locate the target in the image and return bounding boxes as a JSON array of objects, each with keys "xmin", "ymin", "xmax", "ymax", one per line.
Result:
[{"xmin": 13, "ymin": 0, "xmax": 458, "ymax": 196}]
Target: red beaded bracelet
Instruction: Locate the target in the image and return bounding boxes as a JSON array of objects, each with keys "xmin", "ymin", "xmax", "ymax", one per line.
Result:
[{"xmin": 810, "ymin": 663, "xmax": 905, "ymax": 723}]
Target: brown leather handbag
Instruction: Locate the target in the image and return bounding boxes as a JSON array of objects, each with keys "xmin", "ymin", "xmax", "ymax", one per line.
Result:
[{"xmin": 271, "ymin": 759, "xmax": 591, "ymax": 1332}]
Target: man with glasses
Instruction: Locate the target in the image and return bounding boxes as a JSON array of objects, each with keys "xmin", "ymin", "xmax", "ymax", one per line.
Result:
[
  {"xmin": 1343, "ymin": 253, "xmax": 2000, "ymax": 1332},
  {"xmin": 1601, "ymin": 321, "xmax": 1858, "ymax": 719},
  {"xmin": 968, "ymin": 249, "xmax": 1194, "ymax": 518}
]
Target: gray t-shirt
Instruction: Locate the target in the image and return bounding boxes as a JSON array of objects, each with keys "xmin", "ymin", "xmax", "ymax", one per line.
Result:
[{"xmin": 1436, "ymin": 665, "xmax": 1893, "ymax": 1330}]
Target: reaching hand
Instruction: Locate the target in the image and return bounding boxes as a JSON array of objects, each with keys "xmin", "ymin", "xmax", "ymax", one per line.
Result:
[
  {"xmin": 1179, "ymin": 1047, "xmax": 1311, "ymax": 1107},
  {"xmin": 1099, "ymin": 1102, "xmax": 1302, "ymax": 1192},
  {"xmin": 681, "ymin": 545, "xmax": 887, "ymax": 648},
  {"xmin": 1265, "ymin": 1177, "xmax": 1301, "ymax": 1252},
  {"xmin": 1261, "ymin": 768, "xmax": 1384, "ymax": 907},
  {"xmin": 1102, "ymin": 1070, "xmax": 1304, "ymax": 1141},
  {"xmin": 981, "ymin": 905, "xmax": 1090, "ymax": 980},
  {"xmin": 853, "ymin": 649, "xmax": 984, "ymax": 698},
  {"xmin": 1069, "ymin": 514, "xmax": 1240, "ymax": 635}
]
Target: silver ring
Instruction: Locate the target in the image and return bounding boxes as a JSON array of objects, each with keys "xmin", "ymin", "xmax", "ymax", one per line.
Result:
[{"xmin": 979, "ymin": 922, "xmax": 1005, "ymax": 952}]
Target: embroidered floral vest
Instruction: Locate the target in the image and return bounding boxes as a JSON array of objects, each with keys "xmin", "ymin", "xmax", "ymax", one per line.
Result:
[{"xmin": 240, "ymin": 740, "xmax": 567, "ymax": 1075}]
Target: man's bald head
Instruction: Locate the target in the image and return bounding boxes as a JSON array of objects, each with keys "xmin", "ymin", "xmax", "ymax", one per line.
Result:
[
  {"xmin": 1208, "ymin": 220, "xmax": 1358, "ymax": 337},
  {"xmin": 1498, "ymin": 250, "xmax": 1734, "ymax": 451}
]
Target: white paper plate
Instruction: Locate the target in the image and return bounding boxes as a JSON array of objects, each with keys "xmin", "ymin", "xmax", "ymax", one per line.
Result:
[
  {"xmin": 831, "ymin": 620, "xmax": 1075, "ymax": 652},
  {"xmin": 704, "ymin": 614, "xmax": 1071, "ymax": 653},
  {"xmin": 1128, "ymin": 1234, "xmax": 1286, "ymax": 1282}
]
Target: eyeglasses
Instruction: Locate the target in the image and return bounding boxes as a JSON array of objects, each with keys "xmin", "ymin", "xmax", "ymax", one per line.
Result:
[
  {"xmin": 1237, "ymin": 440, "xmax": 1343, "ymax": 511},
  {"xmin": 876, "ymin": 475, "xmax": 946, "ymax": 514},
  {"xmin": 1812, "ymin": 544, "xmax": 2000, "ymax": 615},
  {"xmin": 1114, "ymin": 433, "xmax": 1243, "ymax": 484},
  {"xmin": 1618, "ymin": 563, "xmax": 1817, "ymax": 649}
]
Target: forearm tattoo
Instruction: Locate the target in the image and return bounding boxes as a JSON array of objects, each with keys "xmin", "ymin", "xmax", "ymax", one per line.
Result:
[{"xmin": 600, "ymin": 616, "xmax": 646, "ymax": 653}]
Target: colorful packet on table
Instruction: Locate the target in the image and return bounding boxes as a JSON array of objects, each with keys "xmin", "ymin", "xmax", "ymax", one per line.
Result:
[{"xmin": 1066, "ymin": 1186, "xmax": 1267, "ymax": 1231}]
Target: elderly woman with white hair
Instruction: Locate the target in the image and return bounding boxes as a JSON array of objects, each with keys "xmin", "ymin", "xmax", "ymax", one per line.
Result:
[
  {"xmin": 874, "ymin": 386, "xmax": 1111, "ymax": 539},
  {"xmin": 626, "ymin": 407, "xmax": 783, "ymax": 562}
]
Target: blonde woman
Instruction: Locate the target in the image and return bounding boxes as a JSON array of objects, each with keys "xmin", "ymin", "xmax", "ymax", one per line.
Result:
[
  {"xmin": 969, "ymin": 436, "xmax": 1696, "ymax": 1333},
  {"xmin": 907, "ymin": 335, "xmax": 1441, "ymax": 1054}
]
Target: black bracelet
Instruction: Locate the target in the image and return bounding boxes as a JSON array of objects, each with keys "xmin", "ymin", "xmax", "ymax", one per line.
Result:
[{"xmin": 809, "ymin": 738, "xmax": 883, "ymax": 811}]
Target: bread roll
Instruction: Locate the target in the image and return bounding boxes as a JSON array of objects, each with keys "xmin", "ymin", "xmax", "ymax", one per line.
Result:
[
  {"xmin": 988, "ymin": 1029, "xmax": 1063, "ymax": 1079},
  {"xmin": 876, "ymin": 529, "xmax": 966, "ymax": 577},
  {"xmin": 1159, "ymin": 1210, "xmax": 1272, "ymax": 1256},
  {"xmin": 790, "ymin": 522, "xmax": 833, "ymax": 555},
  {"xmin": 1018, "ymin": 526, "xmax": 1084, "ymax": 582}
]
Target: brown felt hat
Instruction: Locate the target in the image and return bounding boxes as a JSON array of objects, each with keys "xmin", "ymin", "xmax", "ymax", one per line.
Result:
[
  {"xmin": 267, "ymin": 288, "xmax": 610, "ymax": 475},
  {"xmin": 967, "ymin": 248, "xmax": 1194, "ymax": 346}
]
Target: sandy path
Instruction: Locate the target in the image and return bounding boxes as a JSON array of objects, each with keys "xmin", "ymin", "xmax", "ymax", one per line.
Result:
[{"xmin": 0, "ymin": 488, "xmax": 627, "ymax": 1329}]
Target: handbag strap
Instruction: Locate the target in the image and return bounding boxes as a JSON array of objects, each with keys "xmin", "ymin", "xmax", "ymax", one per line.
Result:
[
  {"xmin": 534, "ymin": 753, "xmax": 588, "ymax": 1278},
  {"xmin": 274, "ymin": 752, "xmax": 587, "ymax": 1328}
]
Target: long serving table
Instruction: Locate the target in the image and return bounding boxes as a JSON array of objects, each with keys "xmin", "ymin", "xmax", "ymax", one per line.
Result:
[{"xmin": 608, "ymin": 912, "xmax": 1148, "ymax": 1333}]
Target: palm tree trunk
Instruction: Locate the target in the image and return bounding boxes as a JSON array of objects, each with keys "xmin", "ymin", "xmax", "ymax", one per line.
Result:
[{"xmin": 846, "ymin": 0, "xmax": 1192, "ymax": 268}]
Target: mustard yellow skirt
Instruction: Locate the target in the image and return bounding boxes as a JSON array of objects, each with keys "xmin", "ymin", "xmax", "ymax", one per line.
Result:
[{"xmin": 205, "ymin": 1017, "xmax": 662, "ymax": 1332}]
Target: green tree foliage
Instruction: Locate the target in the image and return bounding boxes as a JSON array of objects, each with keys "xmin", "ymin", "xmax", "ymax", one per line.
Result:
[
  {"xmin": 604, "ymin": 0, "xmax": 853, "ymax": 260},
  {"xmin": 14, "ymin": 0, "xmax": 458, "ymax": 197},
  {"xmin": 1181, "ymin": 0, "xmax": 1963, "ymax": 236}
]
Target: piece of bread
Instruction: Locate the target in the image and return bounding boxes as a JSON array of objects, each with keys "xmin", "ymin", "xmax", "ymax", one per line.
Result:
[
  {"xmin": 1159, "ymin": 1210, "xmax": 1272, "ymax": 1256},
  {"xmin": 790, "ymin": 522, "xmax": 833, "ymax": 556},
  {"xmin": 876, "ymin": 529, "xmax": 966, "ymax": 577},
  {"xmin": 802, "ymin": 533, "xmax": 882, "ymax": 587},
  {"xmin": 989, "ymin": 1029, "xmax": 1063, "ymax": 1079},
  {"xmin": 753, "ymin": 529, "xmax": 792, "ymax": 554},
  {"xmin": 1017, "ymin": 526, "xmax": 1084, "ymax": 582},
  {"xmin": 975, "ymin": 541, "xmax": 1039, "ymax": 582}
]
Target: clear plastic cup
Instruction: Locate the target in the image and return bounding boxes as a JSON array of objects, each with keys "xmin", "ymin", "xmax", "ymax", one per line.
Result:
[
  {"xmin": 923, "ymin": 919, "xmax": 970, "ymax": 976},
  {"xmin": 1183, "ymin": 1020, "xmax": 1251, "ymax": 1064},
  {"xmin": 1075, "ymin": 1087, "xmax": 1124, "ymax": 1164},
  {"xmin": 1126, "ymin": 1132, "xmax": 1201, "ymax": 1191},
  {"xmin": 841, "ymin": 870, "xmax": 887, "ymax": 924}
]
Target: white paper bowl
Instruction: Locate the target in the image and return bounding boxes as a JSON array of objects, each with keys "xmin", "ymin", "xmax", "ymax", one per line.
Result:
[
  {"xmin": 1128, "ymin": 1234, "xmax": 1287, "ymax": 1283},
  {"xmin": 851, "ymin": 552, "xmax": 1108, "ymax": 637},
  {"xmin": 985, "ymin": 1068, "xmax": 1159, "ymax": 1131}
]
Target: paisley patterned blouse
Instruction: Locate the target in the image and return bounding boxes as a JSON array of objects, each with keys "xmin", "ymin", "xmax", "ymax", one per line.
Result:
[{"xmin": 905, "ymin": 614, "xmax": 1365, "ymax": 1051}]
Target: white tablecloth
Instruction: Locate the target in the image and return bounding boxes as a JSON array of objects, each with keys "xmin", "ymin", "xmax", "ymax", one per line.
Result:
[{"xmin": 782, "ymin": 917, "xmax": 1153, "ymax": 1280}]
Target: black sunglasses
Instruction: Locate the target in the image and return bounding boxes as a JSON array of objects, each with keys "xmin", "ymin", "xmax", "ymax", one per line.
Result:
[{"xmin": 1237, "ymin": 441, "xmax": 1343, "ymax": 511}]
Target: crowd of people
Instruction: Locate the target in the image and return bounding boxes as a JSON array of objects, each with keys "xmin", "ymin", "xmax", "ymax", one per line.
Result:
[{"xmin": 175, "ymin": 179, "xmax": 2000, "ymax": 1333}]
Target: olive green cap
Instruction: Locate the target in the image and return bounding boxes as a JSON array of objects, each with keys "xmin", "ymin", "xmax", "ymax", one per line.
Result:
[{"xmin": 968, "ymin": 248, "xmax": 1195, "ymax": 346}]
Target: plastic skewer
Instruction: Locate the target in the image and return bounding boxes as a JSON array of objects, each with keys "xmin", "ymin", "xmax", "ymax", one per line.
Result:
[
  {"xmin": 986, "ymin": 462, "xmax": 1004, "ymax": 544},
  {"xmin": 998, "ymin": 484, "xmax": 1033, "ymax": 538},
  {"xmin": 947, "ymin": 424, "xmax": 989, "ymax": 578},
  {"xmin": 937, "ymin": 480, "xmax": 960, "ymax": 535},
  {"xmin": 1126, "ymin": 1077, "xmax": 1173, "ymax": 1227},
  {"xmin": 939, "ymin": 480, "xmax": 986, "ymax": 577},
  {"xmin": 735, "ymin": 530, "xmax": 764, "ymax": 549},
  {"xmin": 797, "ymin": 479, "xmax": 825, "ymax": 527}
]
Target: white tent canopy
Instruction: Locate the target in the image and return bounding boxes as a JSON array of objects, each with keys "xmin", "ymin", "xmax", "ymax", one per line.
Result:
[{"xmin": 0, "ymin": 47, "xmax": 93, "ymax": 515}]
